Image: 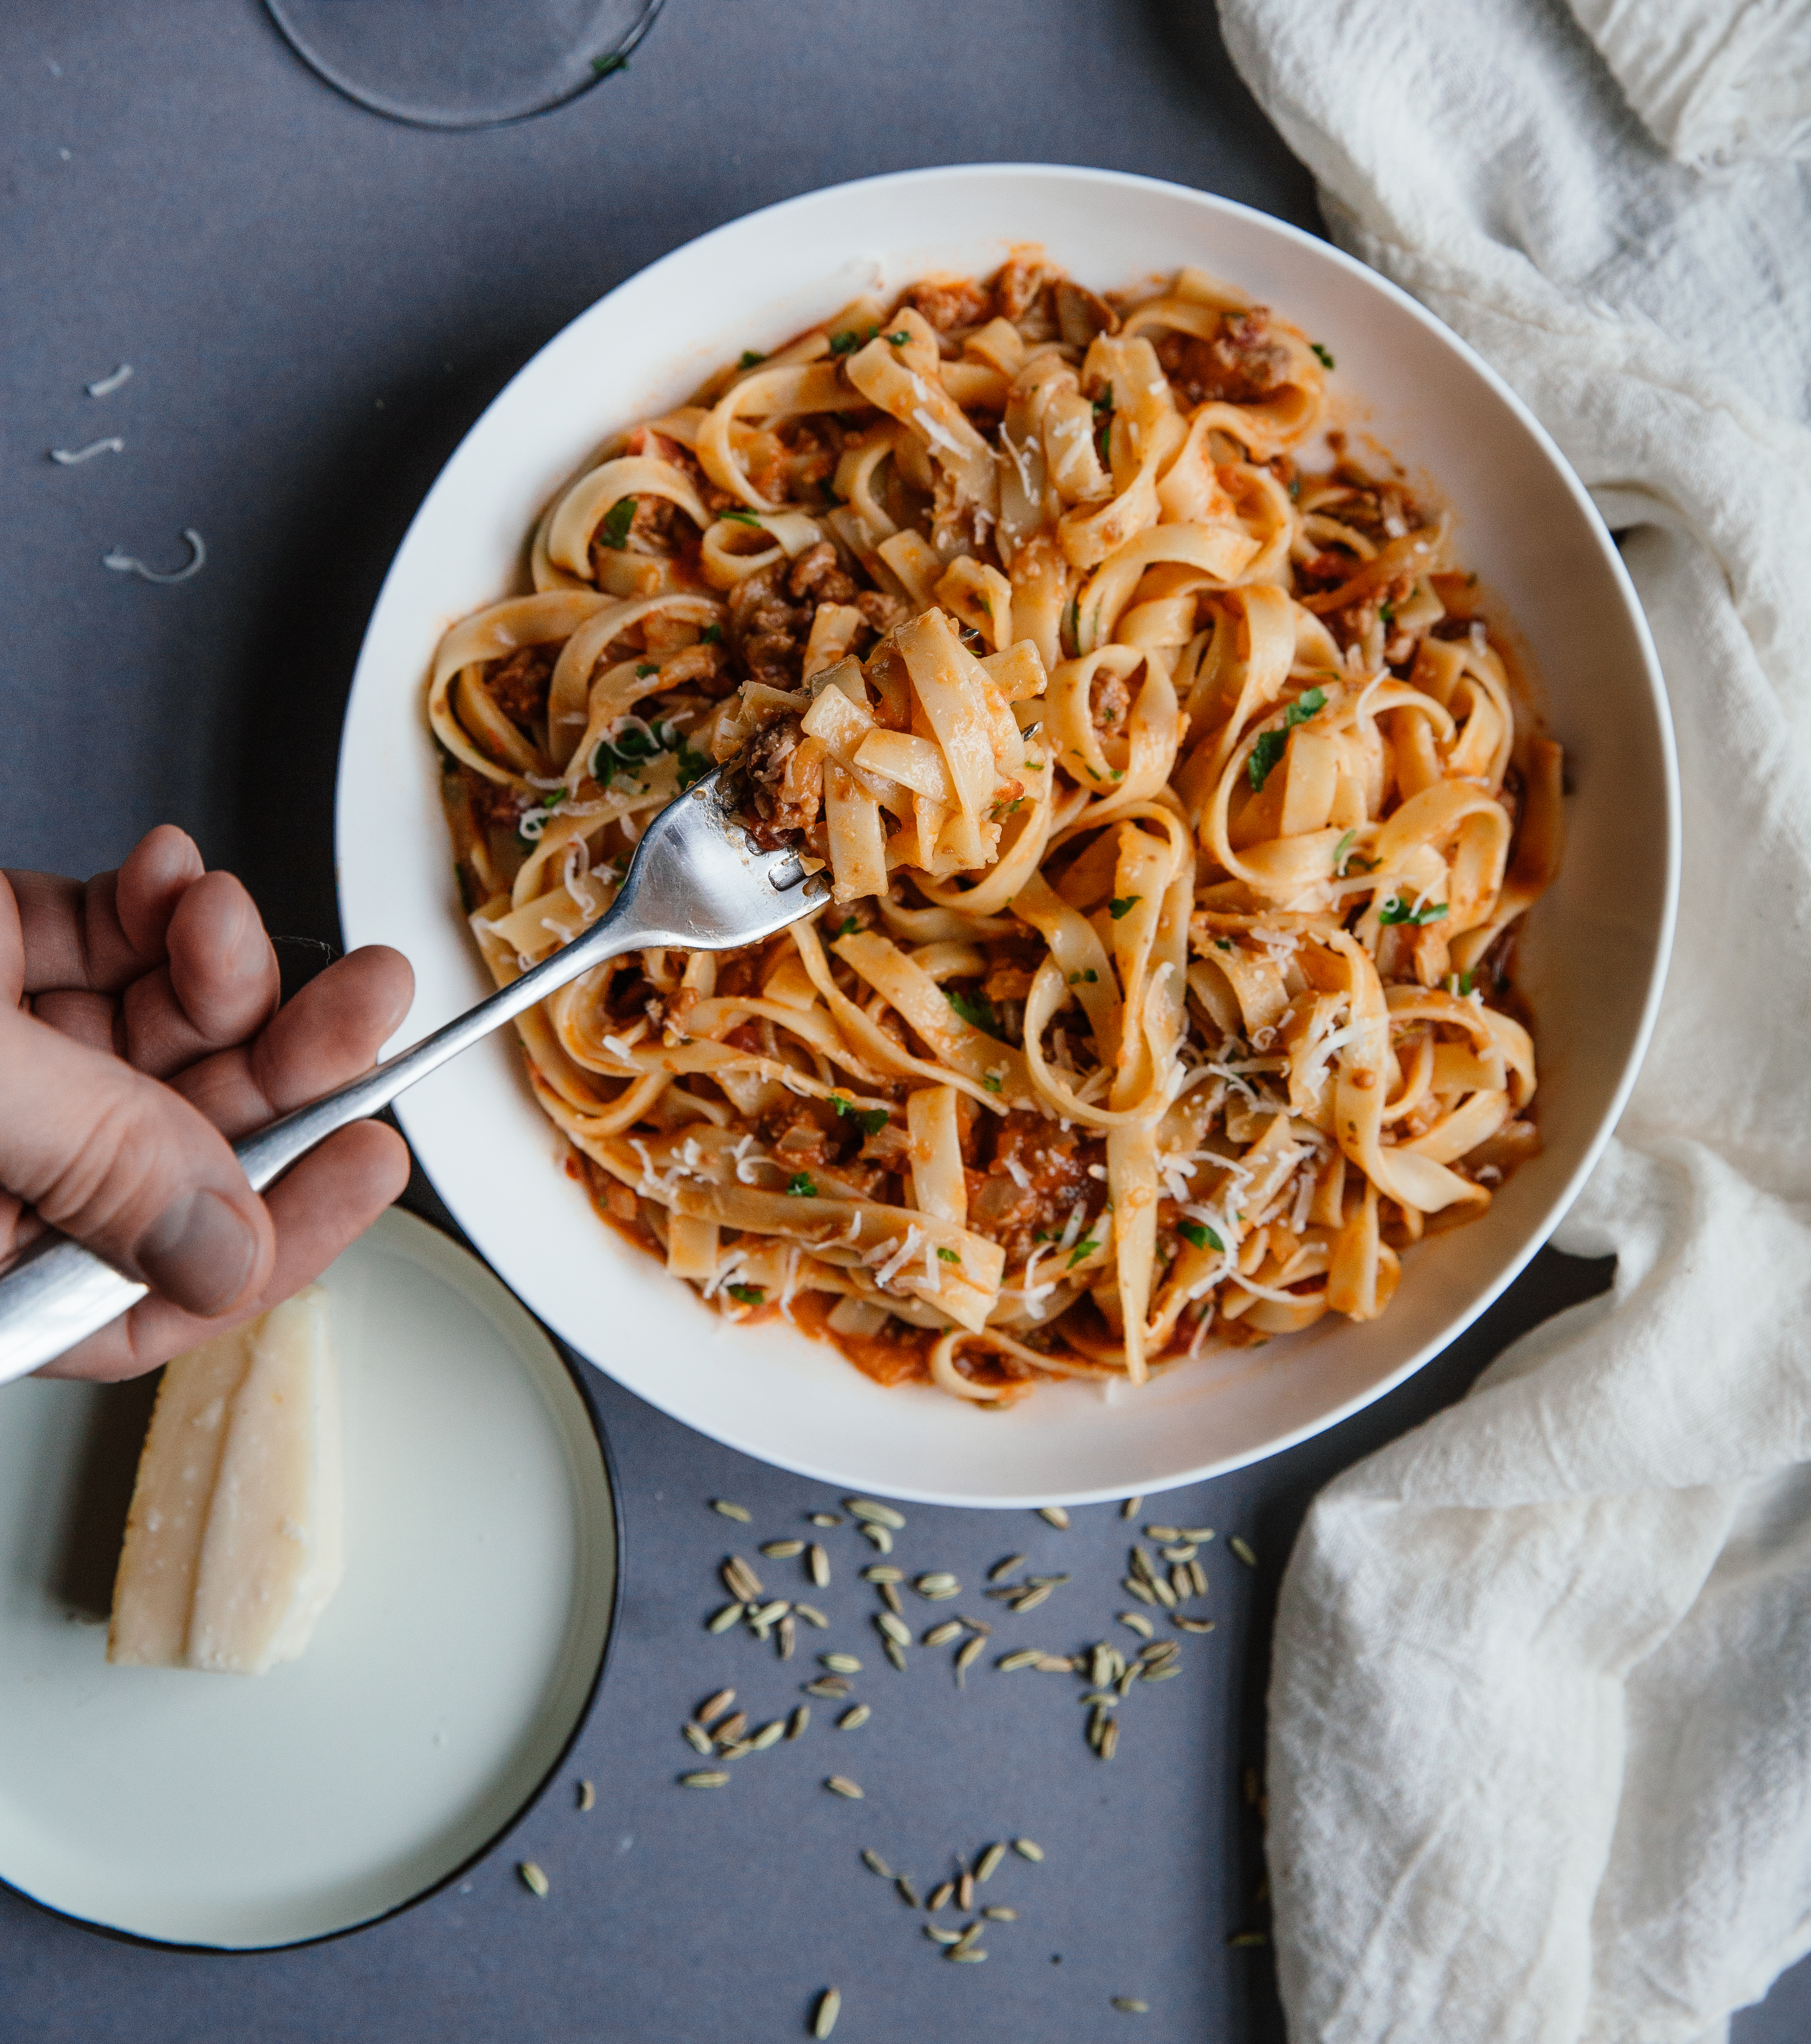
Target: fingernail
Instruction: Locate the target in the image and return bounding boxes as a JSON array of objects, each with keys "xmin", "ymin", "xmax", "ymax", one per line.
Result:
[{"xmin": 138, "ymin": 1189, "xmax": 259, "ymax": 1317}]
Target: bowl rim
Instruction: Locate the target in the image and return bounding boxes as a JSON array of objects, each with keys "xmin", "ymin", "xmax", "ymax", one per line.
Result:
[{"xmin": 335, "ymin": 160, "xmax": 1680, "ymax": 1505}]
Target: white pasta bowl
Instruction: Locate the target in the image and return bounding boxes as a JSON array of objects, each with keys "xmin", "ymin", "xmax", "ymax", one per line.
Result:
[{"xmin": 335, "ymin": 164, "xmax": 1677, "ymax": 1507}]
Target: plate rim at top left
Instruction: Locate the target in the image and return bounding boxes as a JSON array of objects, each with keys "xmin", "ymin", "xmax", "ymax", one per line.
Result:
[{"xmin": 0, "ymin": 1204, "xmax": 621, "ymax": 1952}]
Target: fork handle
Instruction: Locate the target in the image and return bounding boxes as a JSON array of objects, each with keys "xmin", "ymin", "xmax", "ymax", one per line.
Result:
[{"xmin": 0, "ymin": 900, "xmax": 663, "ymax": 1387}]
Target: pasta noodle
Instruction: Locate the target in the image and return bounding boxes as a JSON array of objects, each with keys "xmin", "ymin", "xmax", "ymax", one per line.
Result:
[{"xmin": 431, "ymin": 251, "xmax": 1562, "ymax": 1406}]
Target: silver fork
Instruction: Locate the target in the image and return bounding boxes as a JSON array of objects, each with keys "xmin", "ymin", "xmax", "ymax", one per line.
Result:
[{"xmin": 0, "ymin": 768, "xmax": 829, "ymax": 1385}]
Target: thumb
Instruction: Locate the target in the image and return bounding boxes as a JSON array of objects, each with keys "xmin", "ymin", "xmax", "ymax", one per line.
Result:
[{"xmin": 0, "ymin": 1006, "xmax": 274, "ymax": 1319}]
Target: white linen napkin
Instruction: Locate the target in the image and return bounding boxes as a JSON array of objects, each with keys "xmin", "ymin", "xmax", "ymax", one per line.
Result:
[{"xmin": 1212, "ymin": 1, "xmax": 1811, "ymax": 2038}]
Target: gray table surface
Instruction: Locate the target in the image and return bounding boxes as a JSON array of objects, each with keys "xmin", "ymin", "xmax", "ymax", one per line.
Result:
[{"xmin": 2, "ymin": 3, "xmax": 1802, "ymax": 2038}]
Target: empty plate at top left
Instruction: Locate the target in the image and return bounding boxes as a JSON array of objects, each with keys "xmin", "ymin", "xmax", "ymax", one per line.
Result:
[{"xmin": 0, "ymin": 1205, "xmax": 616, "ymax": 1949}]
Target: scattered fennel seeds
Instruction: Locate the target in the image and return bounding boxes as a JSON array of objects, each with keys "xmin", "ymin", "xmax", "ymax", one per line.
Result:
[
  {"xmin": 683, "ymin": 1721, "xmax": 714, "ymax": 1754},
  {"xmin": 761, "ymin": 1538, "xmax": 805, "ymax": 1558},
  {"xmin": 1121, "ymin": 1494, "xmax": 1143, "ymax": 1518},
  {"xmin": 576, "ymin": 1779, "xmax": 595, "ymax": 1812},
  {"xmin": 1228, "ymin": 1931, "xmax": 1270, "ymax": 1948},
  {"xmin": 518, "ymin": 1861, "xmax": 549, "ymax": 1897},
  {"xmin": 809, "ymin": 1543, "xmax": 830, "ymax": 1587},
  {"xmin": 988, "ymin": 1553, "xmax": 1026, "ymax": 1581},
  {"xmin": 1113, "ymin": 1997, "xmax": 1150, "ymax": 2014},
  {"xmin": 1230, "ymin": 1535, "xmax": 1259, "ymax": 1567},
  {"xmin": 711, "ymin": 1499, "xmax": 751, "ymax": 1522},
  {"xmin": 862, "ymin": 1848, "xmax": 893, "ymax": 1878},
  {"xmin": 896, "ymin": 1876, "xmax": 920, "ymax": 1907},
  {"xmin": 1037, "ymin": 1505, "xmax": 1070, "ymax": 1529},
  {"xmin": 1013, "ymin": 1837, "xmax": 1045, "ymax": 1861},
  {"xmin": 794, "ymin": 1603, "xmax": 829, "ymax": 1628},
  {"xmin": 982, "ymin": 1905, "xmax": 1017, "ymax": 1922},
  {"xmin": 708, "ymin": 1602, "xmax": 745, "ymax": 1632},
  {"xmin": 680, "ymin": 1770, "xmax": 730, "ymax": 1787},
  {"xmin": 788, "ymin": 1705, "xmax": 810, "ymax": 1739},
  {"xmin": 813, "ymin": 1985, "xmax": 842, "ymax": 2038},
  {"xmin": 838, "ymin": 1704, "xmax": 871, "ymax": 1730},
  {"xmin": 975, "ymin": 1842, "xmax": 1005, "ymax": 1882},
  {"xmin": 928, "ymin": 1880, "xmax": 955, "ymax": 1910},
  {"xmin": 822, "ymin": 1653, "xmax": 862, "ymax": 1674},
  {"xmin": 697, "ymin": 1688, "xmax": 735, "ymax": 1725},
  {"xmin": 751, "ymin": 1719, "xmax": 788, "ymax": 1750},
  {"xmin": 824, "ymin": 1776, "xmax": 864, "ymax": 1799},
  {"xmin": 922, "ymin": 1620, "xmax": 963, "ymax": 1647},
  {"xmin": 808, "ymin": 1511, "xmax": 842, "ymax": 1527}
]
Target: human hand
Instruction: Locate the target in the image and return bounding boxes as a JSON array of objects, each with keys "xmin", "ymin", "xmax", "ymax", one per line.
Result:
[{"xmin": 1, "ymin": 825, "xmax": 413, "ymax": 1380}]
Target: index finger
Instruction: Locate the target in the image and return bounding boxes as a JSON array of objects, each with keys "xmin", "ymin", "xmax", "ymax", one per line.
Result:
[{"xmin": 5, "ymin": 826, "xmax": 205, "ymax": 1000}]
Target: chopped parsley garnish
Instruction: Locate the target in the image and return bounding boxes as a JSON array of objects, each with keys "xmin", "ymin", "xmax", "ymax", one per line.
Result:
[
  {"xmin": 1333, "ymin": 828, "xmax": 1357, "ymax": 876},
  {"xmin": 1214, "ymin": 938, "xmax": 1234, "ymax": 953},
  {"xmin": 1248, "ymin": 728, "xmax": 1288, "ymax": 791},
  {"xmin": 1310, "ymin": 341, "xmax": 1335, "ymax": 370},
  {"xmin": 1178, "ymin": 1220, "xmax": 1225, "ymax": 1253},
  {"xmin": 981, "ymin": 1073, "xmax": 1003, "ymax": 1095},
  {"xmin": 885, "ymin": 330, "xmax": 911, "ymax": 346},
  {"xmin": 591, "ymin": 52, "xmax": 627, "ymax": 77},
  {"xmin": 786, "ymin": 1172, "xmax": 818, "ymax": 1198},
  {"xmin": 1378, "ymin": 896, "xmax": 1450, "ymax": 927},
  {"xmin": 1063, "ymin": 595, "xmax": 1081, "ymax": 657},
  {"xmin": 599, "ymin": 495, "xmax": 636, "ymax": 550},
  {"xmin": 936, "ymin": 1246, "xmax": 961, "ymax": 1265},
  {"xmin": 700, "ymin": 623, "xmax": 723, "ymax": 644},
  {"xmin": 1066, "ymin": 1236, "xmax": 1100, "ymax": 1270},
  {"xmin": 1067, "ymin": 968, "xmax": 1099, "ymax": 985},
  {"xmin": 1379, "ymin": 600, "xmax": 1396, "ymax": 628},
  {"xmin": 1446, "ymin": 969, "xmax": 1476, "ymax": 997},
  {"xmin": 1285, "ymin": 686, "xmax": 1327, "ymax": 729},
  {"xmin": 830, "ymin": 1094, "xmax": 891, "ymax": 1138},
  {"xmin": 1108, "ymin": 896, "xmax": 1141, "ymax": 920},
  {"xmin": 594, "ymin": 717, "xmax": 688, "ymax": 787},
  {"xmin": 833, "ymin": 915, "xmax": 860, "ymax": 938},
  {"xmin": 720, "ymin": 509, "xmax": 764, "ymax": 529},
  {"xmin": 738, "ymin": 349, "xmax": 767, "ymax": 369},
  {"xmin": 1288, "ymin": 474, "xmax": 1302, "ymax": 501},
  {"xmin": 1092, "ymin": 387, "xmax": 1113, "ymax": 465},
  {"xmin": 945, "ymin": 985, "xmax": 1002, "ymax": 1036},
  {"xmin": 726, "ymin": 1283, "xmax": 765, "ymax": 1306},
  {"xmin": 635, "ymin": 662, "xmax": 657, "ymax": 678},
  {"xmin": 828, "ymin": 327, "xmax": 876, "ymax": 356}
]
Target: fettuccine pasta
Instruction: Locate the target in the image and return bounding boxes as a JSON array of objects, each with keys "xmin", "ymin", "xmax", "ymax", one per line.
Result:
[{"xmin": 432, "ymin": 251, "xmax": 1562, "ymax": 1405}]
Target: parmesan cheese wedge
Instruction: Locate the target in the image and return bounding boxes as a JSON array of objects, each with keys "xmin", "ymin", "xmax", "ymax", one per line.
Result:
[{"xmin": 108, "ymin": 1287, "xmax": 344, "ymax": 1675}]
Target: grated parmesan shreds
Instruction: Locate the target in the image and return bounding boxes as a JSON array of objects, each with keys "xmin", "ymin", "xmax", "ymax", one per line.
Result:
[
  {"xmin": 102, "ymin": 529, "xmax": 205, "ymax": 585},
  {"xmin": 85, "ymin": 364, "xmax": 133, "ymax": 397},
  {"xmin": 50, "ymin": 436, "xmax": 124, "ymax": 465}
]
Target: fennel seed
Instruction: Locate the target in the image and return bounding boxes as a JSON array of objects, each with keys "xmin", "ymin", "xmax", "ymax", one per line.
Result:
[
  {"xmin": 809, "ymin": 1544, "xmax": 830, "ymax": 1588},
  {"xmin": 576, "ymin": 1779, "xmax": 595, "ymax": 1812},
  {"xmin": 1112, "ymin": 1997, "xmax": 1150, "ymax": 2013},
  {"xmin": 794, "ymin": 1603, "xmax": 830, "ymax": 1629},
  {"xmin": 788, "ymin": 1705, "xmax": 810, "ymax": 1738},
  {"xmin": 928, "ymin": 1881, "xmax": 954, "ymax": 1911},
  {"xmin": 846, "ymin": 1497, "xmax": 906, "ymax": 1530},
  {"xmin": 1119, "ymin": 1611, "xmax": 1155, "ymax": 1637},
  {"xmin": 987, "ymin": 1554, "xmax": 1026, "ymax": 1582},
  {"xmin": 1037, "ymin": 1505, "xmax": 1070, "ymax": 1529},
  {"xmin": 896, "ymin": 1876, "xmax": 920, "ymax": 1908},
  {"xmin": 1121, "ymin": 1495, "xmax": 1143, "ymax": 1518},
  {"xmin": 838, "ymin": 1703, "xmax": 871, "ymax": 1730},
  {"xmin": 996, "ymin": 1648, "xmax": 1043, "ymax": 1672},
  {"xmin": 714, "ymin": 1712, "xmax": 748, "ymax": 1746},
  {"xmin": 923, "ymin": 1621, "xmax": 963, "ymax": 1647},
  {"xmin": 680, "ymin": 1771, "xmax": 730, "ymax": 1787},
  {"xmin": 697, "ymin": 1688, "xmax": 735, "ymax": 1726},
  {"xmin": 862, "ymin": 1848, "xmax": 893, "ymax": 1878},
  {"xmin": 982, "ymin": 1905, "xmax": 1017, "ymax": 1922},
  {"xmin": 974, "ymin": 1842, "xmax": 1005, "ymax": 1883},
  {"xmin": 683, "ymin": 1721, "xmax": 713, "ymax": 1754},
  {"xmin": 518, "ymin": 1861, "xmax": 549, "ymax": 1897},
  {"xmin": 813, "ymin": 1985, "xmax": 841, "ymax": 2037},
  {"xmin": 824, "ymin": 1775, "xmax": 863, "ymax": 1799},
  {"xmin": 1230, "ymin": 1535, "xmax": 1258, "ymax": 1567},
  {"xmin": 708, "ymin": 1602, "xmax": 746, "ymax": 1631},
  {"xmin": 761, "ymin": 1538, "xmax": 805, "ymax": 1558},
  {"xmin": 750, "ymin": 1719, "xmax": 788, "ymax": 1750},
  {"xmin": 1013, "ymin": 1837, "xmax": 1044, "ymax": 1861},
  {"xmin": 809, "ymin": 1512, "xmax": 842, "ymax": 1526},
  {"xmin": 822, "ymin": 1653, "xmax": 862, "ymax": 1674},
  {"xmin": 711, "ymin": 1500, "xmax": 751, "ymax": 1522}
]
